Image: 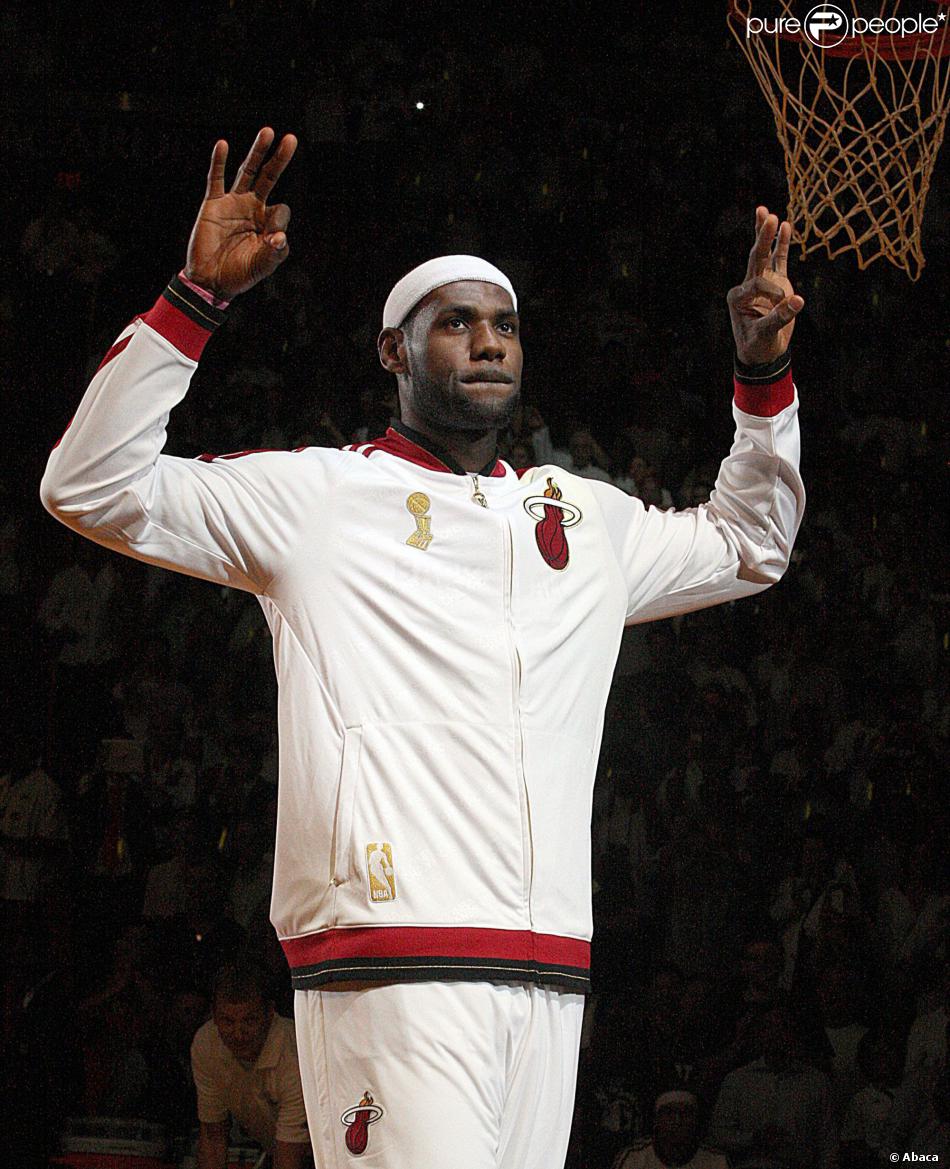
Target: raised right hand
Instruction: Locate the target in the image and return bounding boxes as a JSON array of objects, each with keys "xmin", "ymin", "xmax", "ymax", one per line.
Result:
[{"xmin": 184, "ymin": 127, "xmax": 297, "ymax": 299}]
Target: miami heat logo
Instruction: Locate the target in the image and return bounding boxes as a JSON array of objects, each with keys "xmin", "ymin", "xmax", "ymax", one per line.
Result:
[
  {"xmin": 524, "ymin": 478, "xmax": 582, "ymax": 570},
  {"xmin": 341, "ymin": 1090, "xmax": 384, "ymax": 1155}
]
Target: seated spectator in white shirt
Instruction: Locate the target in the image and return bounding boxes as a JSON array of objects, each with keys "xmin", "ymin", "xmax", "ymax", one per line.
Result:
[
  {"xmin": 815, "ymin": 964, "xmax": 868, "ymax": 1119},
  {"xmin": 838, "ymin": 1026, "xmax": 904, "ymax": 1168},
  {"xmin": 191, "ymin": 960, "xmax": 309, "ymax": 1169},
  {"xmin": 708, "ymin": 1005, "xmax": 837, "ymax": 1169},
  {"xmin": 0, "ymin": 741, "xmax": 69, "ymax": 929},
  {"xmin": 612, "ymin": 1090, "xmax": 728, "ymax": 1169}
]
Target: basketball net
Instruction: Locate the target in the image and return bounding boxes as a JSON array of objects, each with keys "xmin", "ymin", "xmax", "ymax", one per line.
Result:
[{"xmin": 728, "ymin": 2, "xmax": 950, "ymax": 279}]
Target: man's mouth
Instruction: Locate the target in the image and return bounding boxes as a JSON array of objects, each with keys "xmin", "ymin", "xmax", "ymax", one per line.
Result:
[{"xmin": 459, "ymin": 373, "xmax": 514, "ymax": 384}]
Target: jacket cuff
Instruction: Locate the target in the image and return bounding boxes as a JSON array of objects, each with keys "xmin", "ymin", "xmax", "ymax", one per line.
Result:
[
  {"xmin": 141, "ymin": 274, "xmax": 228, "ymax": 361},
  {"xmin": 733, "ymin": 351, "xmax": 794, "ymax": 418}
]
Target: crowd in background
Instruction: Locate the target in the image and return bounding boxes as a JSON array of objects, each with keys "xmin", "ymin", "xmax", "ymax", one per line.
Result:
[{"xmin": 2, "ymin": 4, "xmax": 947, "ymax": 1167}]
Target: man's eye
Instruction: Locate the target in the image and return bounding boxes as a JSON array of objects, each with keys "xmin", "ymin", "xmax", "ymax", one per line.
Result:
[
  {"xmin": 447, "ymin": 318, "xmax": 466, "ymax": 329},
  {"xmin": 498, "ymin": 322, "xmax": 515, "ymax": 334}
]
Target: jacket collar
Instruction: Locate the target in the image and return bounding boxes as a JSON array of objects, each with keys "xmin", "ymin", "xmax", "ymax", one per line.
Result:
[{"xmin": 364, "ymin": 421, "xmax": 506, "ymax": 478}]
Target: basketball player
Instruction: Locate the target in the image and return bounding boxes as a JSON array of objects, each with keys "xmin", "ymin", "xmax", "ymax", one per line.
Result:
[{"xmin": 42, "ymin": 128, "xmax": 805, "ymax": 1167}]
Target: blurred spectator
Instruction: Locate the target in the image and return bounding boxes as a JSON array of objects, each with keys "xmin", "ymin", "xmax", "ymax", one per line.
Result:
[
  {"xmin": 883, "ymin": 1056, "xmax": 950, "ymax": 1162},
  {"xmin": 815, "ymin": 964, "xmax": 868, "ymax": 1118},
  {"xmin": 74, "ymin": 741, "xmax": 152, "ymax": 954},
  {"xmin": 142, "ymin": 809, "xmax": 222, "ymax": 921},
  {"xmin": 612, "ymin": 1090, "xmax": 728, "ymax": 1169},
  {"xmin": 0, "ymin": 740, "xmax": 69, "ymax": 931},
  {"xmin": 877, "ymin": 843, "xmax": 950, "ymax": 971},
  {"xmin": 1, "ymin": 916, "xmax": 78, "ymax": 1169},
  {"xmin": 707, "ymin": 1006, "xmax": 836, "ymax": 1169},
  {"xmin": 173, "ymin": 877, "xmax": 247, "ymax": 998},
  {"xmin": 770, "ymin": 819, "xmax": 860, "ymax": 991},
  {"xmin": 526, "ymin": 407, "xmax": 613, "ymax": 480},
  {"xmin": 226, "ymin": 809, "xmax": 275, "ymax": 933},
  {"xmin": 838, "ymin": 1026, "xmax": 904, "ymax": 1168},
  {"xmin": 191, "ymin": 961, "xmax": 309, "ymax": 1169},
  {"xmin": 614, "ymin": 455, "xmax": 674, "ymax": 508},
  {"xmin": 903, "ymin": 963, "xmax": 949, "ymax": 1080}
]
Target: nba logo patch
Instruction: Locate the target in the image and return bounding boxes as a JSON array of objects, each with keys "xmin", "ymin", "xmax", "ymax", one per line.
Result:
[{"xmin": 365, "ymin": 843, "xmax": 396, "ymax": 902}]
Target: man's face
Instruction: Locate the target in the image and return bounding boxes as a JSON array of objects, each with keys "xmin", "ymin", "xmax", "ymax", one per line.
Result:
[
  {"xmin": 397, "ymin": 280, "xmax": 523, "ymax": 431},
  {"xmin": 654, "ymin": 1103, "xmax": 699, "ymax": 1163},
  {"xmin": 213, "ymin": 996, "xmax": 274, "ymax": 1063}
]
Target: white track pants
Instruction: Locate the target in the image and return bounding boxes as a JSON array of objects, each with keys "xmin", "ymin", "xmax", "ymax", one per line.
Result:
[{"xmin": 294, "ymin": 981, "xmax": 584, "ymax": 1168}]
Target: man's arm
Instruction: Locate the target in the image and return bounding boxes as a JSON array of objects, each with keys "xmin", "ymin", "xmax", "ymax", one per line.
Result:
[
  {"xmin": 273, "ymin": 1028, "xmax": 311, "ymax": 1163},
  {"xmin": 191, "ymin": 1025, "xmax": 233, "ymax": 1169},
  {"xmin": 588, "ymin": 207, "xmax": 806, "ymax": 624},
  {"xmin": 196, "ymin": 1121, "xmax": 230, "ymax": 1169},
  {"xmin": 40, "ymin": 130, "xmax": 303, "ymax": 594}
]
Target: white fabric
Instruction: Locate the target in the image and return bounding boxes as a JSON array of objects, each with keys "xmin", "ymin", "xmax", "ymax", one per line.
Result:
[
  {"xmin": 40, "ymin": 309, "xmax": 804, "ymax": 984},
  {"xmin": 382, "ymin": 255, "xmax": 516, "ymax": 328},
  {"xmin": 293, "ymin": 981, "xmax": 583, "ymax": 1168}
]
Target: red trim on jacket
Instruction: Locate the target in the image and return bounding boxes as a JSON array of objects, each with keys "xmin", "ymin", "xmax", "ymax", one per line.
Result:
[
  {"xmin": 196, "ymin": 448, "xmax": 287, "ymax": 463},
  {"xmin": 141, "ymin": 296, "xmax": 214, "ymax": 362},
  {"xmin": 733, "ymin": 370, "xmax": 795, "ymax": 418},
  {"xmin": 95, "ymin": 334, "xmax": 133, "ymax": 373},
  {"xmin": 361, "ymin": 429, "xmax": 507, "ymax": 477},
  {"xmin": 281, "ymin": 926, "xmax": 590, "ymax": 969}
]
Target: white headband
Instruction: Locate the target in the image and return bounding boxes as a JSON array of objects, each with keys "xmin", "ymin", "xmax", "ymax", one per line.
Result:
[{"xmin": 382, "ymin": 255, "xmax": 517, "ymax": 329}]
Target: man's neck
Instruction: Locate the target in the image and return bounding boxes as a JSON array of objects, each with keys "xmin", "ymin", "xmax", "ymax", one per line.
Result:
[{"xmin": 396, "ymin": 413, "xmax": 499, "ymax": 474}]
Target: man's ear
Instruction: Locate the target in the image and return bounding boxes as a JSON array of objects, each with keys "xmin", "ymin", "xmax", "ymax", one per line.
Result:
[{"xmin": 378, "ymin": 327, "xmax": 408, "ymax": 375}]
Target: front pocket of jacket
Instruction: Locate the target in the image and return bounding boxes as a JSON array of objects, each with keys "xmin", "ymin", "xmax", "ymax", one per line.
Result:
[{"xmin": 330, "ymin": 726, "xmax": 362, "ymax": 886}]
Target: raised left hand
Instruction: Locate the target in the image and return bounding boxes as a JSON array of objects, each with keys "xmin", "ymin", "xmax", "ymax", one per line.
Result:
[
  {"xmin": 184, "ymin": 127, "xmax": 298, "ymax": 300},
  {"xmin": 727, "ymin": 206, "xmax": 804, "ymax": 366}
]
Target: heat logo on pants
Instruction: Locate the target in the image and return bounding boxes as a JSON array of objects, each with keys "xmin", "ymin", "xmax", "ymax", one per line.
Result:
[{"xmin": 341, "ymin": 1090, "xmax": 384, "ymax": 1155}]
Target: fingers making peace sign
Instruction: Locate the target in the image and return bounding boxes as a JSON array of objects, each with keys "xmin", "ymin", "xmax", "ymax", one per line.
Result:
[
  {"xmin": 184, "ymin": 128, "xmax": 298, "ymax": 301},
  {"xmin": 727, "ymin": 206, "xmax": 805, "ymax": 367}
]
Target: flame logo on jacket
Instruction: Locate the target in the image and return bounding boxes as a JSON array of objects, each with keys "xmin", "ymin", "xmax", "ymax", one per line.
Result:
[{"xmin": 524, "ymin": 478, "xmax": 582, "ymax": 571}]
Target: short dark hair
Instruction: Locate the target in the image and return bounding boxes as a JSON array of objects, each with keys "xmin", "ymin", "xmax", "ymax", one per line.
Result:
[{"xmin": 211, "ymin": 958, "xmax": 273, "ymax": 1009}]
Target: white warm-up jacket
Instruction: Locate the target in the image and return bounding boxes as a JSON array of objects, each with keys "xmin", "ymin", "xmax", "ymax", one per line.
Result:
[{"xmin": 41, "ymin": 276, "xmax": 805, "ymax": 992}]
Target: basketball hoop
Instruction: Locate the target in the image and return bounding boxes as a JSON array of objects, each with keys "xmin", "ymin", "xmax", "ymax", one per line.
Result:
[{"xmin": 728, "ymin": 1, "xmax": 950, "ymax": 279}]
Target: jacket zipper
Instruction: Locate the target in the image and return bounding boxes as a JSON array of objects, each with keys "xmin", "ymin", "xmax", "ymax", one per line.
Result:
[
  {"xmin": 503, "ymin": 519, "xmax": 534, "ymax": 923},
  {"xmin": 470, "ymin": 474, "xmax": 488, "ymax": 508}
]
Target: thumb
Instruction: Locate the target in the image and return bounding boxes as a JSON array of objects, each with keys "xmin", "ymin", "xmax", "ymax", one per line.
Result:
[
  {"xmin": 253, "ymin": 234, "xmax": 290, "ymax": 282},
  {"xmin": 766, "ymin": 293, "xmax": 804, "ymax": 330}
]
